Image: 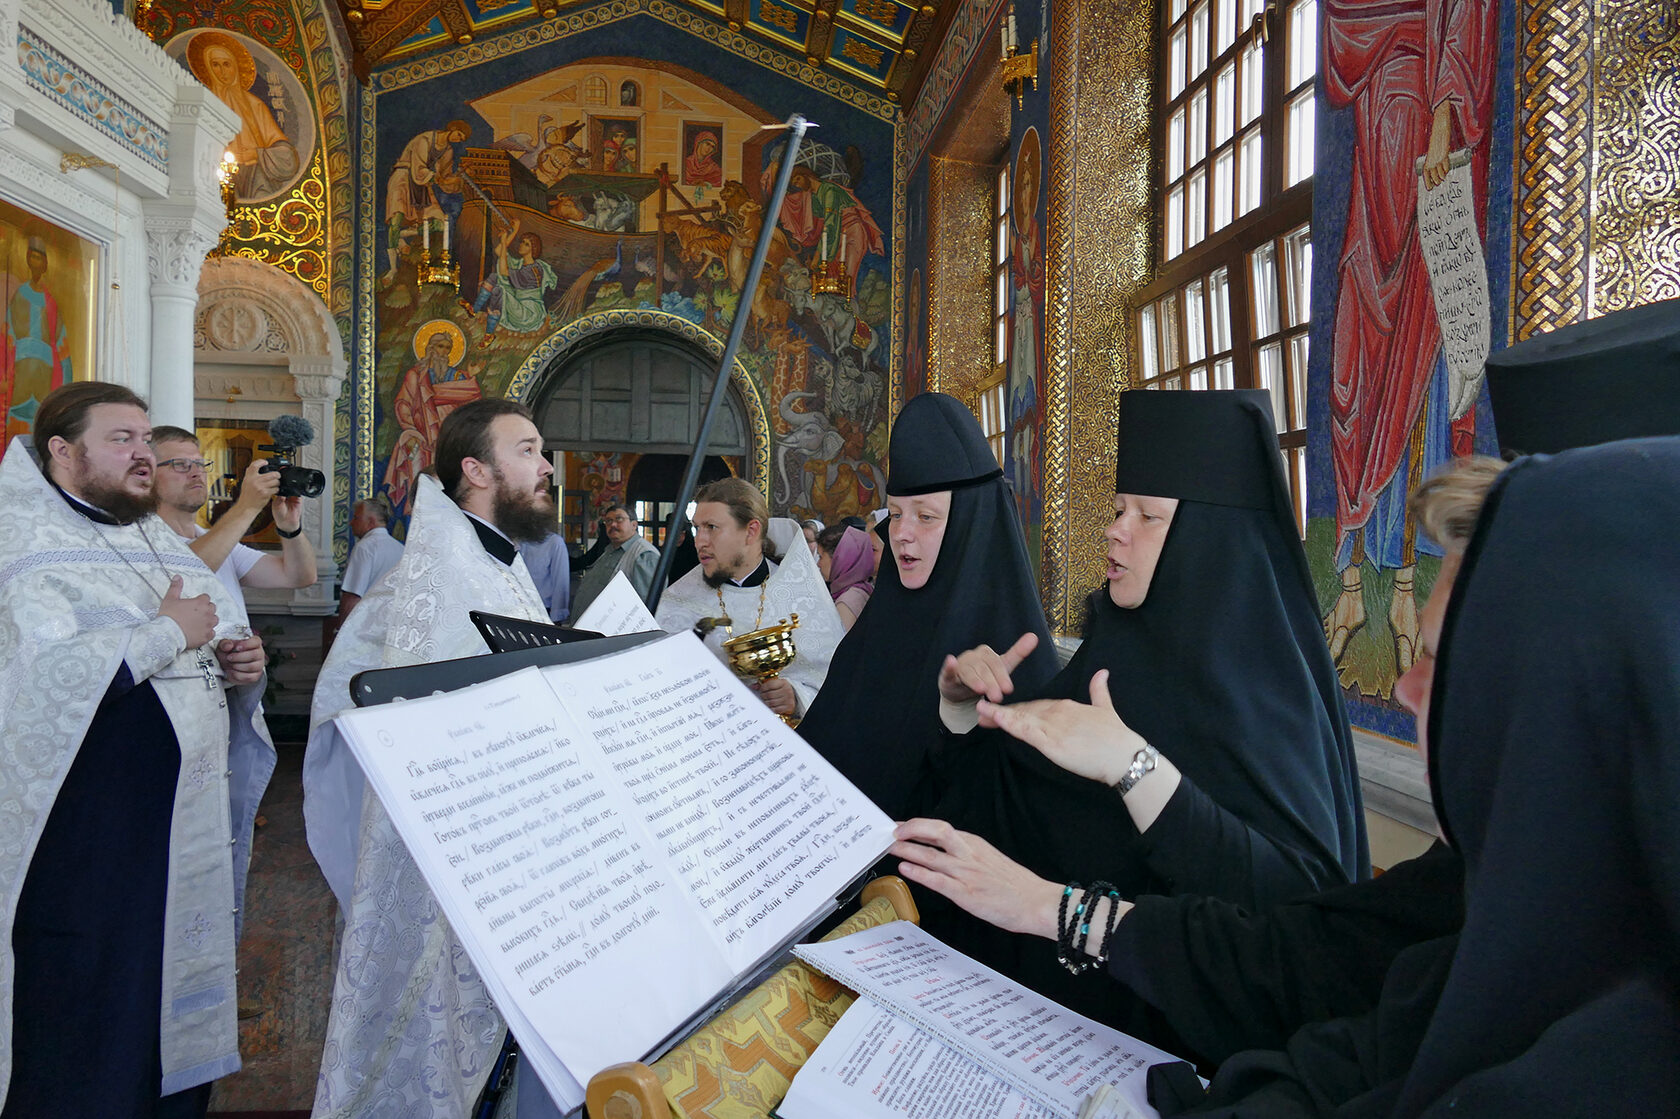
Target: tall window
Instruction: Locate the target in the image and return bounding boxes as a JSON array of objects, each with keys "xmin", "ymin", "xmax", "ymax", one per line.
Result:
[
  {"xmin": 978, "ymin": 165, "xmax": 1011, "ymax": 466},
  {"xmin": 1138, "ymin": 0, "xmax": 1317, "ymax": 531}
]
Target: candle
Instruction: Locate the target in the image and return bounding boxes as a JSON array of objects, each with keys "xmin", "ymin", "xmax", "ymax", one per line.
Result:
[
  {"xmin": 1007, "ymin": 6, "xmax": 1018, "ymax": 52},
  {"xmin": 423, "ymin": 217, "xmax": 431, "ymax": 255}
]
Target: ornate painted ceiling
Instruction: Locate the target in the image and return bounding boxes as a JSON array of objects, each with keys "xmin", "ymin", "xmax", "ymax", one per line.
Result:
[{"xmin": 337, "ymin": 0, "xmax": 959, "ymax": 104}]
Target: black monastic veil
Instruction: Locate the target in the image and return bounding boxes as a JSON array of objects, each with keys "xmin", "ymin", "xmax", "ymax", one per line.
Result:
[
  {"xmin": 928, "ymin": 389, "xmax": 1367, "ymax": 1035},
  {"xmin": 1390, "ymin": 436, "xmax": 1680, "ymax": 1115},
  {"xmin": 800, "ymin": 391, "xmax": 1058, "ymax": 822}
]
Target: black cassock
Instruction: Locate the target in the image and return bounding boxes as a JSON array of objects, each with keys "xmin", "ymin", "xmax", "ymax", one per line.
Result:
[{"xmin": 5, "ymin": 666, "xmax": 210, "ymax": 1119}]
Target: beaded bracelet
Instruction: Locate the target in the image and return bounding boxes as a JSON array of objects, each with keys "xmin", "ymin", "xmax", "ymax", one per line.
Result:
[
  {"xmin": 1094, "ymin": 886, "xmax": 1125, "ymax": 966},
  {"xmin": 1057, "ymin": 881, "xmax": 1118, "ymax": 975},
  {"xmin": 1055, "ymin": 883, "xmax": 1082, "ymax": 974}
]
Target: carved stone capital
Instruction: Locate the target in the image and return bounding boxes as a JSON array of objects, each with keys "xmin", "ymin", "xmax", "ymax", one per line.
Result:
[{"xmin": 144, "ymin": 223, "xmax": 219, "ymax": 291}]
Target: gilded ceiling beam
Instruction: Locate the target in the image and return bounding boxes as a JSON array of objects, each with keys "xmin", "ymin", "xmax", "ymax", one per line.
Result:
[{"xmin": 806, "ymin": 0, "xmax": 839, "ymax": 68}]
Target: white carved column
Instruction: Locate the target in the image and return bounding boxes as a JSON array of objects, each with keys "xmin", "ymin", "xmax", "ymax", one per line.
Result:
[
  {"xmin": 144, "ymin": 85, "xmax": 233, "ymax": 425},
  {"xmin": 144, "ymin": 222, "xmax": 220, "ymax": 425}
]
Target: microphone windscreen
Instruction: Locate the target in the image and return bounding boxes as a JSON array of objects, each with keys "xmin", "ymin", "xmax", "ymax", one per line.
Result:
[{"xmin": 268, "ymin": 414, "xmax": 316, "ymax": 446}]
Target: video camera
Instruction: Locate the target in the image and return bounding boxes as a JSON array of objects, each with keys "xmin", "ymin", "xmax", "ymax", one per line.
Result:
[{"xmin": 259, "ymin": 414, "xmax": 326, "ymax": 499}]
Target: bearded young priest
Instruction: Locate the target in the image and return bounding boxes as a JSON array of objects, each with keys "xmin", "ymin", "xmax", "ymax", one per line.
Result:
[
  {"xmin": 654, "ymin": 477, "xmax": 844, "ymax": 720},
  {"xmin": 304, "ymin": 397, "xmax": 560, "ymax": 1119},
  {"xmin": 0, "ymin": 382, "xmax": 275, "ymax": 1116}
]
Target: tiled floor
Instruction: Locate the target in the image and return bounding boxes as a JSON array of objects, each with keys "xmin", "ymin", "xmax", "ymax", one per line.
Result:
[{"xmin": 209, "ymin": 739, "xmax": 336, "ymax": 1115}]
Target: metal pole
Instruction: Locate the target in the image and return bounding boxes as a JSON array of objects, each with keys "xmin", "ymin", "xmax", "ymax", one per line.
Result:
[{"xmin": 645, "ymin": 114, "xmax": 812, "ymax": 612}]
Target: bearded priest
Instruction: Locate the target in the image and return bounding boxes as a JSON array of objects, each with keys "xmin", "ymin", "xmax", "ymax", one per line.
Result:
[
  {"xmin": 655, "ymin": 477, "xmax": 843, "ymax": 720},
  {"xmin": 304, "ymin": 397, "xmax": 558, "ymax": 1119},
  {"xmin": 0, "ymin": 382, "xmax": 275, "ymax": 1116}
]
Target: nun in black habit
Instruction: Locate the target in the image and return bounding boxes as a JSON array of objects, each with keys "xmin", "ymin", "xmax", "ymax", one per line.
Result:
[
  {"xmin": 901, "ymin": 389, "xmax": 1367, "ymax": 1031},
  {"xmin": 799, "ymin": 391, "xmax": 1058, "ymax": 822},
  {"xmin": 1149, "ymin": 436, "xmax": 1680, "ymax": 1117}
]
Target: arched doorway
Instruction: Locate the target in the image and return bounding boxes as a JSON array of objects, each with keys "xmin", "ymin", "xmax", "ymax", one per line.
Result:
[{"xmin": 523, "ymin": 321, "xmax": 758, "ymax": 547}]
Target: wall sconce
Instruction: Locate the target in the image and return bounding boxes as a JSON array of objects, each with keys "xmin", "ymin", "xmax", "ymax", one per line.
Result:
[
  {"xmin": 420, "ymin": 216, "xmax": 460, "ymax": 289},
  {"xmin": 999, "ymin": 1, "xmax": 1037, "ymax": 108},
  {"xmin": 210, "ymin": 150, "xmax": 239, "ymax": 258}
]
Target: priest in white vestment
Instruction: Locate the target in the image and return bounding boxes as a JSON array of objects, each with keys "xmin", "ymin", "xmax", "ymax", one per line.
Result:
[
  {"xmin": 655, "ymin": 477, "xmax": 843, "ymax": 719},
  {"xmin": 0, "ymin": 383, "xmax": 274, "ymax": 1114},
  {"xmin": 305, "ymin": 399, "xmax": 557, "ymax": 1119}
]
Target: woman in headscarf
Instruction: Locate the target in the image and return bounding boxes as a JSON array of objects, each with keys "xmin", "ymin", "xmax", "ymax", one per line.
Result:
[
  {"xmin": 815, "ymin": 524, "xmax": 876, "ymax": 629},
  {"xmin": 799, "ymin": 392, "xmax": 1059, "ymax": 823},
  {"xmin": 906, "ymin": 389, "xmax": 1367, "ymax": 1032}
]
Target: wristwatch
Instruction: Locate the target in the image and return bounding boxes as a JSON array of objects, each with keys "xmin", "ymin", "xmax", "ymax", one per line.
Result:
[
  {"xmin": 276, "ymin": 524, "xmax": 303, "ymax": 539},
  {"xmin": 1114, "ymin": 744, "xmax": 1159, "ymax": 795}
]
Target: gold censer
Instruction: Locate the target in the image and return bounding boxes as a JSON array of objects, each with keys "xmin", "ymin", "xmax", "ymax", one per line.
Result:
[{"xmin": 722, "ymin": 614, "xmax": 800, "ymax": 727}]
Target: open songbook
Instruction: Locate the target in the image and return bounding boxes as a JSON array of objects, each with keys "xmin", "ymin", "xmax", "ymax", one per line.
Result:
[
  {"xmin": 332, "ymin": 631, "xmax": 896, "ymax": 1111},
  {"xmin": 780, "ymin": 922, "xmax": 1182, "ymax": 1119}
]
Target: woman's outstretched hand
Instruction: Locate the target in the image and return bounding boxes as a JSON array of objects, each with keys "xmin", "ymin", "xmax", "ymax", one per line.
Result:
[
  {"xmin": 891, "ymin": 818, "xmax": 1063, "ymax": 940},
  {"xmin": 977, "ymin": 668, "xmax": 1144, "ymax": 786},
  {"xmin": 938, "ymin": 631, "xmax": 1040, "ymax": 705}
]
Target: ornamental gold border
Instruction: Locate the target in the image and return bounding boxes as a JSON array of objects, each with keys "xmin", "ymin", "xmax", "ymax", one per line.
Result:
[
  {"xmin": 373, "ymin": 0, "xmax": 896, "ymax": 122},
  {"xmin": 505, "ymin": 309, "xmax": 774, "ymax": 498},
  {"xmin": 1512, "ymin": 0, "xmax": 1592, "ymax": 340},
  {"xmin": 924, "ymin": 153, "xmax": 944, "ymax": 394},
  {"xmin": 1041, "ymin": 0, "xmax": 1152, "ymax": 633},
  {"xmin": 354, "ymin": 82, "xmax": 378, "ymax": 507},
  {"xmin": 889, "ymin": 111, "xmax": 907, "ymax": 431}
]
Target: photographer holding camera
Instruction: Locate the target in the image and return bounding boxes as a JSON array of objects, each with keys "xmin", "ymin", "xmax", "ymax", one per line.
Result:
[{"xmin": 152, "ymin": 426, "xmax": 318, "ymax": 600}]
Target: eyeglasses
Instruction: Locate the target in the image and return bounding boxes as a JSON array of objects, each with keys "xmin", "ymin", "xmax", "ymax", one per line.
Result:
[
  {"xmin": 603, "ymin": 515, "xmax": 633, "ymax": 526},
  {"xmin": 157, "ymin": 458, "xmax": 213, "ymax": 474}
]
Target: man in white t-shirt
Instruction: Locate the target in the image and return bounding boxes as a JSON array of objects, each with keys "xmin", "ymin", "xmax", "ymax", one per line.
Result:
[
  {"xmin": 339, "ymin": 498, "xmax": 404, "ymax": 603},
  {"xmin": 151, "ymin": 427, "xmax": 318, "ymax": 614}
]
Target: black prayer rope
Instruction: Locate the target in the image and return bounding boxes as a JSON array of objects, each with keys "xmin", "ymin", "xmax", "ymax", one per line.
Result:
[
  {"xmin": 1095, "ymin": 886, "xmax": 1124, "ymax": 967},
  {"xmin": 1057, "ymin": 880, "xmax": 1117, "ymax": 975},
  {"xmin": 1056, "ymin": 882, "xmax": 1080, "ymax": 972}
]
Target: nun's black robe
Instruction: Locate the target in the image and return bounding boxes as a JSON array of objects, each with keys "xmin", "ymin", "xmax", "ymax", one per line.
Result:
[
  {"xmin": 1107, "ymin": 843, "xmax": 1464, "ymax": 1068},
  {"xmin": 927, "ymin": 392, "xmax": 1368, "ymax": 1036},
  {"xmin": 800, "ymin": 392, "xmax": 1058, "ymax": 823},
  {"xmin": 1160, "ymin": 437, "xmax": 1680, "ymax": 1115}
]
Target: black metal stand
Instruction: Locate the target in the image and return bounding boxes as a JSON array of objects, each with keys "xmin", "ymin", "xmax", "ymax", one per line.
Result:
[{"xmin": 645, "ymin": 114, "xmax": 813, "ymax": 612}]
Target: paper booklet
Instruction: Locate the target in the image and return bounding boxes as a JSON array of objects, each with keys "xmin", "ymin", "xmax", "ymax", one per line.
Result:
[
  {"xmin": 574, "ymin": 570, "xmax": 660, "ymax": 636},
  {"xmin": 333, "ymin": 631, "xmax": 895, "ymax": 1112},
  {"xmin": 784, "ymin": 922, "xmax": 1180, "ymax": 1119}
]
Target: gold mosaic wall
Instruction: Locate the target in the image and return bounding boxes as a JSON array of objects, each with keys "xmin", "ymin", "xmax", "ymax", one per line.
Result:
[
  {"xmin": 1039, "ymin": 0, "xmax": 1153, "ymax": 633},
  {"xmin": 1589, "ymin": 1, "xmax": 1680, "ymax": 313},
  {"xmin": 925, "ymin": 154, "xmax": 997, "ymax": 406}
]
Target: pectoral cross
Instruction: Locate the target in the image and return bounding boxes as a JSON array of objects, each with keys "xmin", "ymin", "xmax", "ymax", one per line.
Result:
[{"xmin": 196, "ymin": 650, "xmax": 227, "ymax": 708}]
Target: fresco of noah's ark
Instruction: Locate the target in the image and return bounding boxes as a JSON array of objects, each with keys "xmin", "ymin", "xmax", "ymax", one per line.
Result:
[{"xmin": 368, "ymin": 43, "xmax": 894, "ymax": 530}]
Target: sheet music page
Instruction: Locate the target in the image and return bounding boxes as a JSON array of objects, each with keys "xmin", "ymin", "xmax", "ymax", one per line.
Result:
[
  {"xmin": 574, "ymin": 570, "xmax": 660, "ymax": 635},
  {"xmin": 335, "ymin": 666, "xmax": 733, "ymax": 1108},
  {"xmin": 778, "ymin": 996, "xmax": 1057, "ymax": 1119},
  {"xmin": 796, "ymin": 922, "xmax": 1175, "ymax": 1118},
  {"xmin": 543, "ymin": 632, "xmax": 895, "ymax": 972}
]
